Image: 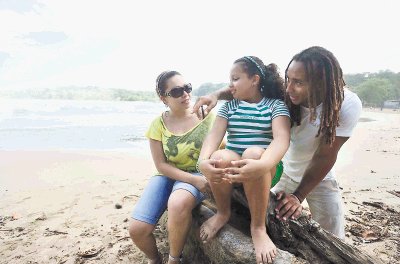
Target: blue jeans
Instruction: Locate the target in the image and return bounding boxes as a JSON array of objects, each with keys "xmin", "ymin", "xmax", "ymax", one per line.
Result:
[{"xmin": 131, "ymin": 173, "xmax": 205, "ymax": 225}]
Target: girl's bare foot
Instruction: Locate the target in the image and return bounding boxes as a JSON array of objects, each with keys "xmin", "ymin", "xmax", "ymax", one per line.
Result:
[
  {"xmin": 199, "ymin": 213, "xmax": 230, "ymax": 243},
  {"xmin": 251, "ymin": 227, "xmax": 277, "ymax": 264}
]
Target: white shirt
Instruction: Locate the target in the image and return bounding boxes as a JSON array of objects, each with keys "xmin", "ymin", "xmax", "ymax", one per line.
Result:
[{"xmin": 283, "ymin": 89, "xmax": 362, "ymax": 182}]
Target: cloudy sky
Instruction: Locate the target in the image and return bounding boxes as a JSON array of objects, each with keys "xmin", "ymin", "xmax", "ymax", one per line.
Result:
[{"xmin": 0, "ymin": 0, "xmax": 398, "ymax": 91}]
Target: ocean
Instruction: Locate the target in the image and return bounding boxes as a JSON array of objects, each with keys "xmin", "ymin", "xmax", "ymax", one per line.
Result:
[{"xmin": 0, "ymin": 98, "xmax": 168, "ymax": 157}]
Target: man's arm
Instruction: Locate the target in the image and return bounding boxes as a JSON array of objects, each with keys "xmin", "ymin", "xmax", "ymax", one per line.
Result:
[{"xmin": 275, "ymin": 136, "xmax": 349, "ymax": 220}]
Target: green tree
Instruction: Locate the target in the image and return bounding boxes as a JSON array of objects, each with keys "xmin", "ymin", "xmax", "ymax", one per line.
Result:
[
  {"xmin": 355, "ymin": 78, "xmax": 391, "ymax": 106},
  {"xmin": 194, "ymin": 83, "xmax": 228, "ymax": 96}
]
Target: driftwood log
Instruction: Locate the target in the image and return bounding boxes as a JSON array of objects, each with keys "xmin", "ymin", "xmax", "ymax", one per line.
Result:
[{"xmin": 160, "ymin": 187, "xmax": 384, "ymax": 263}]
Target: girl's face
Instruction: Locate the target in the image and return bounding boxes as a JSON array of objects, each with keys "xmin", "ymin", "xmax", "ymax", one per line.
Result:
[
  {"xmin": 229, "ymin": 63, "xmax": 260, "ymax": 102},
  {"xmin": 162, "ymin": 74, "xmax": 191, "ymax": 110}
]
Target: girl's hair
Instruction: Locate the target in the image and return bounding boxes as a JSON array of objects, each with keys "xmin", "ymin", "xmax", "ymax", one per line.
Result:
[
  {"xmin": 234, "ymin": 56, "xmax": 285, "ymax": 100},
  {"xmin": 155, "ymin": 70, "xmax": 181, "ymax": 97},
  {"xmin": 284, "ymin": 46, "xmax": 345, "ymax": 145}
]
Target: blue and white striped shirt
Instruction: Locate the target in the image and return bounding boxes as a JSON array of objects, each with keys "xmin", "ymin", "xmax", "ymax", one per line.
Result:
[{"xmin": 218, "ymin": 97, "xmax": 290, "ymax": 155}]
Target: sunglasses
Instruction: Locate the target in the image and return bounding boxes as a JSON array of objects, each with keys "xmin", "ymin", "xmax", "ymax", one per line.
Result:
[{"xmin": 164, "ymin": 83, "xmax": 192, "ymax": 98}]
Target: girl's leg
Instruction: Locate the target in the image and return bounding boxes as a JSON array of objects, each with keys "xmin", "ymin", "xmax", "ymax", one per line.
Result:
[
  {"xmin": 167, "ymin": 189, "xmax": 197, "ymax": 264},
  {"xmin": 130, "ymin": 175, "xmax": 174, "ymax": 264},
  {"xmin": 242, "ymin": 147, "xmax": 277, "ymax": 264},
  {"xmin": 200, "ymin": 149, "xmax": 240, "ymax": 243}
]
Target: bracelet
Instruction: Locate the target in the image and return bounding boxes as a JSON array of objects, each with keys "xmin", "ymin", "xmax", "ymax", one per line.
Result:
[
  {"xmin": 196, "ymin": 159, "xmax": 204, "ymax": 173},
  {"xmin": 196, "ymin": 158, "xmax": 208, "ymax": 173},
  {"xmin": 195, "ymin": 161, "xmax": 201, "ymax": 173},
  {"xmin": 290, "ymin": 193, "xmax": 302, "ymax": 204}
]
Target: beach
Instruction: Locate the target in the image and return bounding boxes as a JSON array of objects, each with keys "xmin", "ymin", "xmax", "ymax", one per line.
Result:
[{"xmin": 0, "ymin": 108, "xmax": 399, "ymax": 264}]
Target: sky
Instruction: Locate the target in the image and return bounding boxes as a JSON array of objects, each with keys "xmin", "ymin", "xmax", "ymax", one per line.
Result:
[{"xmin": 0, "ymin": 0, "xmax": 399, "ymax": 91}]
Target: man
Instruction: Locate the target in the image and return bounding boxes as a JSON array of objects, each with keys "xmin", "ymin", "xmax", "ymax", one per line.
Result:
[{"xmin": 193, "ymin": 46, "xmax": 362, "ymax": 239}]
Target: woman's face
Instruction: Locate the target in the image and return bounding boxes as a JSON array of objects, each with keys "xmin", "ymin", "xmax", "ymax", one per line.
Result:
[
  {"xmin": 286, "ymin": 60, "xmax": 310, "ymax": 107},
  {"xmin": 229, "ymin": 63, "xmax": 259, "ymax": 101},
  {"xmin": 162, "ymin": 74, "xmax": 191, "ymax": 109}
]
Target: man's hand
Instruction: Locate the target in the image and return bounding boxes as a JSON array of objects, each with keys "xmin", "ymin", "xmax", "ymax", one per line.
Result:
[
  {"xmin": 192, "ymin": 94, "xmax": 218, "ymax": 119},
  {"xmin": 274, "ymin": 191, "xmax": 303, "ymax": 221},
  {"xmin": 199, "ymin": 159, "xmax": 226, "ymax": 184},
  {"xmin": 223, "ymin": 159, "xmax": 268, "ymax": 183}
]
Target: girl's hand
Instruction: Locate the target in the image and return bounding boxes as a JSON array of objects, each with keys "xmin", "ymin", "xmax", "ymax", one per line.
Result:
[
  {"xmin": 223, "ymin": 159, "xmax": 269, "ymax": 183},
  {"xmin": 192, "ymin": 93, "xmax": 218, "ymax": 119},
  {"xmin": 191, "ymin": 175, "xmax": 209, "ymax": 193},
  {"xmin": 199, "ymin": 159, "xmax": 226, "ymax": 184}
]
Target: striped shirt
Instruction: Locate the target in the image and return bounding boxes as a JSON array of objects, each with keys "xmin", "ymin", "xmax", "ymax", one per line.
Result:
[{"xmin": 218, "ymin": 97, "xmax": 290, "ymax": 155}]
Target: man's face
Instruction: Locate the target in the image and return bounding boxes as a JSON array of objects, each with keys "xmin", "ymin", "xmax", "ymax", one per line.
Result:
[{"xmin": 286, "ymin": 60, "xmax": 310, "ymax": 107}]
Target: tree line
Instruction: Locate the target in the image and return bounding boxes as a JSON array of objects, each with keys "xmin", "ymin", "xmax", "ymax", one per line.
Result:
[
  {"xmin": 193, "ymin": 71, "xmax": 400, "ymax": 107},
  {"xmin": 1, "ymin": 71, "xmax": 398, "ymax": 106},
  {"xmin": 345, "ymin": 71, "xmax": 400, "ymax": 107},
  {"xmin": 0, "ymin": 86, "xmax": 158, "ymax": 101}
]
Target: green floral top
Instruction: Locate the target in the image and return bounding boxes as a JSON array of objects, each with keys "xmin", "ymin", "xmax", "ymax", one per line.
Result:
[{"xmin": 145, "ymin": 112, "xmax": 215, "ymax": 172}]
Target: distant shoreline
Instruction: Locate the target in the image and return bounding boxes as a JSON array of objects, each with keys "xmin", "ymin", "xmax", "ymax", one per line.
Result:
[{"xmin": 0, "ymin": 87, "xmax": 159, "ymax": 102}]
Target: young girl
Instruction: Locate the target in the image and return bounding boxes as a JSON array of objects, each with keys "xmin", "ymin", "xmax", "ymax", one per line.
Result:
[
  {"xmin": 198, "ymin": 56, "xmax": 290, "ymax": 264},
  {"xmin": 129, "ymin": 71, "xmax": 215, "ymax": 264}
]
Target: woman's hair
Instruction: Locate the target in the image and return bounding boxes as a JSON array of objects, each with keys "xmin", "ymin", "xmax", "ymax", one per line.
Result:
[
  {"xmin": 155, "ymin": 70, "xmax": 181, "ymax": 97},
  {"xmin": 284, "ymin": 46, "xmax": 345, "ymax": 145},
  {"xmin": 234, "ymin": 56, "xmax": 285, "ymax": 100}
]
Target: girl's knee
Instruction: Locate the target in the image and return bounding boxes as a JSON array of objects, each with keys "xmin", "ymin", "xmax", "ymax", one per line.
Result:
[
  {"xmin": 242, "ymin": 147, "xmax": 265, "ymax": 160},
  {"xmin": 210, "ymin": 149, "xmax": 240, "ymax": 168}
]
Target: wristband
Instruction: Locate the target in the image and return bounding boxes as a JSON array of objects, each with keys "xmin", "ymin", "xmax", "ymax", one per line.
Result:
[{"xmin": 290, "ymin": 193, "xmax": 302, "ymax": 204}]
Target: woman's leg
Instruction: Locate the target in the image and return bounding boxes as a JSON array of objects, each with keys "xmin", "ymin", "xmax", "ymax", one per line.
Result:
[
  {"xmin": 200, "ymin": 149, "xmax": 240, "ymax": 243},
  {"xmin": 241, "ymin": 147, "xmax": 277, "ymax": 264},
  {"xmin": 129, "ymin": 220, "xmax": 161, "ymax": 264},
  {"xmin": 166, "ymin": 189, "xmax": 197, "ymax": 263},
  {"xmin": 129, "ymin": 175, "xmax": 174, "ymax": 264}
]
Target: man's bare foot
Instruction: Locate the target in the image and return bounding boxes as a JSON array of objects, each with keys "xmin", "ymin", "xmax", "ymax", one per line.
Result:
[
  {"xmin": 251, "ymin": 228, "xmax": 277, "ymax": 264},
  {"xmin": 199, "ymin": 213, "xmax": 230, "ymax": 243}
]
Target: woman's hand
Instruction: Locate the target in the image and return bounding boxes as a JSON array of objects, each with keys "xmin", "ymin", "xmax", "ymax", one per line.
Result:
[
  {"xmin": 192, "ymin": 93, "xmax": 218, "ymax": 119},
  {"xmin": 199, "ymin": 159, "xmax": 226, "ymax": 184},
  {"xmin": 191, "ymin": 175, "xmax": 210, "ymax": 193},
  {"xmin": 223, "ymin": 159, "xmax": 269, "ymax": 183}
]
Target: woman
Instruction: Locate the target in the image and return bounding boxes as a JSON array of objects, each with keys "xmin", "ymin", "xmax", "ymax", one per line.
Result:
[{"xmin": 129, "ymin": 71, "xmax": 215, "ymax": 264}]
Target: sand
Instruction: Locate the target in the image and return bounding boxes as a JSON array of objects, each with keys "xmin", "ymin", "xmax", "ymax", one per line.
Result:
[{"xmin": 0, "ymin": 108, "xmax": 399, "ymax": 264}]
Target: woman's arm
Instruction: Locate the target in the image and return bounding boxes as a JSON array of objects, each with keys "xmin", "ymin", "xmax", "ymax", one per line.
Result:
[
  {"xmin": 192, "ymin": 87, "xmax": 233, "ymax": 118},
  {"xmin": 223, "ymin": 115, "xmax": 291, "ymax": 182},
  {"xmin": 149, "ymin": 139, "xmax": 208, "ymax": 192}
]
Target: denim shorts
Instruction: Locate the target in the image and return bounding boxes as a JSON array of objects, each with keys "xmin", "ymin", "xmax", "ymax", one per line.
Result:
[{"xmin": 131, "ymin": 173, "xmax": 205, "ymax": 225}]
